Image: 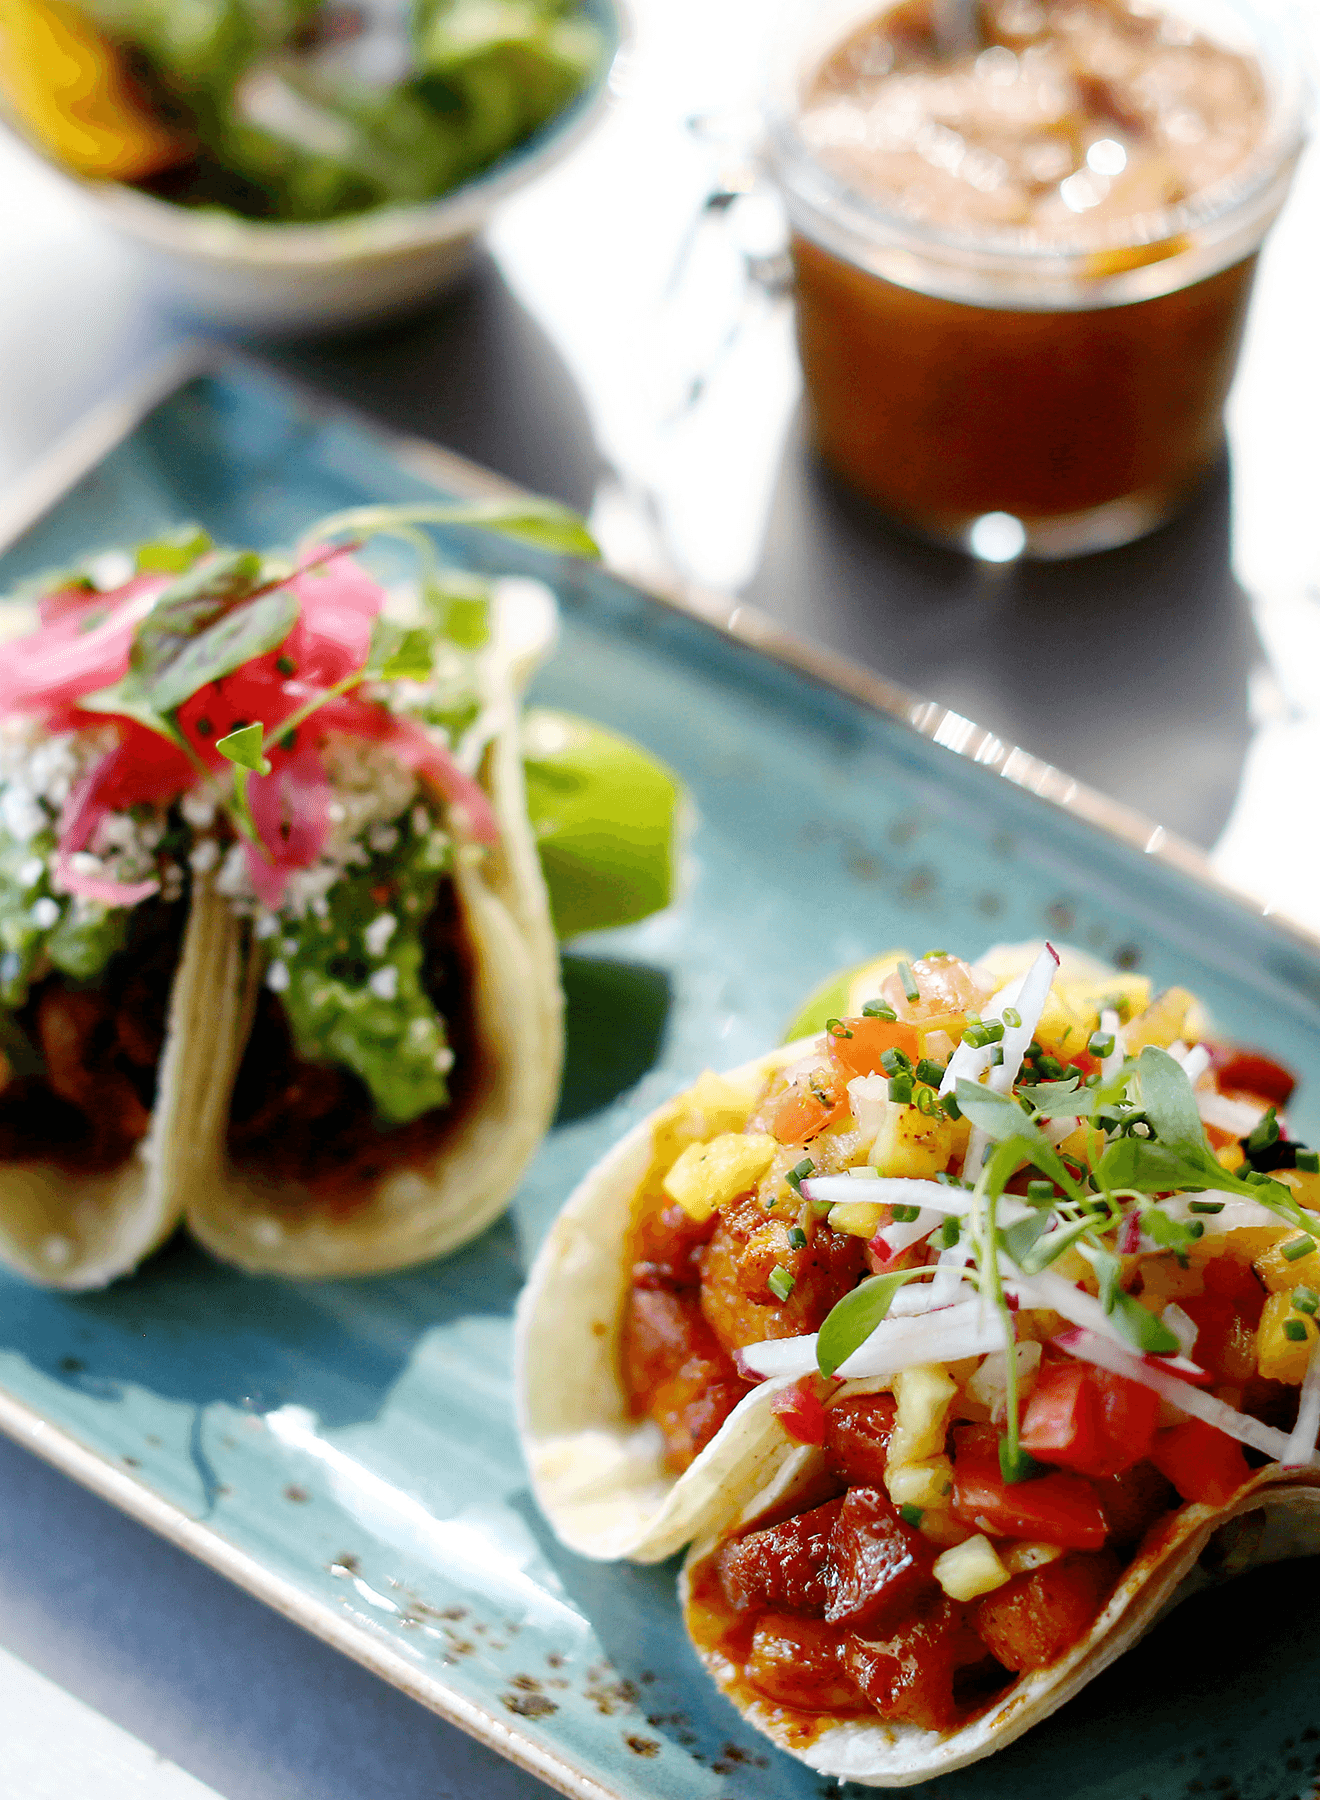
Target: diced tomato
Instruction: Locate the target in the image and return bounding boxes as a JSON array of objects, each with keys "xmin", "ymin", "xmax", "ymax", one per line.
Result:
[
  {"xmin": 824, "ymin": 1394, "xmax": 897, "ymax": 1487},
  {"xmin": 1020, "ymin": 1363, "xmax": 1101, "ymax": 1473},
  {"xmin": 769, "ymin": 1074, "xmax": 849, "ymax": 1146},
  {"xmin": 1020, "ymin": 1363, "xmax": 1158, "ymax": 1479},
  {"xmin": 972, "ymin": 1551, "xmax": 1120, "ymax": 1671},
  {"xmin": 1209, "ymin": 1047, "xmax": 1296, "ymax": 1109},
  {"xmin": 951, "ymin": 1426, "xmax": 1108, "ymax": 1551},
  {"xmin": 1180, "ymin": 1259, "xmax": 1265, "ymax": 1384},
  {"xmin": 1147, "ymin": 1419, "xmax": 1251, "ymax": 1507},
  {"xmin": 825, "ymin": 1487, "xmax": 934, "ymax": 1631},
  {"xmin": 772, "ymin": 1375, "xmax": 829, "ymax": 1446},
  {"xmin": 717, "ymin": 1500, "xmax": 841, "ymax": 1614},
  {"xmin": 826, "ymin": 1016, "xmax": 922, "ymax": 1082}
]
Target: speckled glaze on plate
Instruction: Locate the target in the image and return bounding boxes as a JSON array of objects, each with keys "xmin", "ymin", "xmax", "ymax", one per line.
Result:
[{"xmin": 1, "ymin": 356, "xmax": 1320, "ymax": 1800}]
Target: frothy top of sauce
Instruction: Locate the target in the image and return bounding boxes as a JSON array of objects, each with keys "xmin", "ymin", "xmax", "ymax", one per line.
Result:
[{"xmin": 799, "ymin": 0, "xmax": 1268, "ymax": 242}]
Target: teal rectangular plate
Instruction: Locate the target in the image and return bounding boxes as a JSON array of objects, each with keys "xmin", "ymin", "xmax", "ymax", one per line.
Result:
[{"xmin": 2, "ymin": 357, "xmax": 1320, "ymax": 1800}]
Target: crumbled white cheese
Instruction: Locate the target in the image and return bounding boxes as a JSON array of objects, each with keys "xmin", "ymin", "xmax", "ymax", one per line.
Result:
[
  {"xmin": 363, "ymin": 913, "xmax": 397, "ymax": 958},
  {"xmin": 368, "ymin": 964, "xmax": 399, "ymax": 1001}
]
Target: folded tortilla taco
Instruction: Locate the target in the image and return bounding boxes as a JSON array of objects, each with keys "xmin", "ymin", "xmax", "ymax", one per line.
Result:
[
  {"xmin": 518, "ymin": 941, "xmax": 1320, "ymax": 1778},
  {"xmin": 0, "ymin": 502, "xmax": 676, "ymax": 1285}
]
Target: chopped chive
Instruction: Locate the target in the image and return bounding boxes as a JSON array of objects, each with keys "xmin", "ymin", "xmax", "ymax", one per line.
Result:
[
  {"xmin": 915, "ymin": 1058, "xmax": 945, "ymax": 1088},
  {"xmin": 1027, "ymin": 1180, "xmax": 1055, "ymax": 1203},
  {"xmin": 1284, "ymin": 1235, "xmax": 1317, "ymax": 1262},
  {"xmin": 787, "ymin": 1226, "xmax": 807, "ymax": 1250},
  {"xmin": 825, "ymin": 1017, "xmax": 854, "ymax": 1039},
  {"xmin": 785, "ymin": 1158, "xmax": 815, "ymax": 1197},
  {"xmin": 880, "ymin": 1047, "xmax": 913, "ymax": 1076},
  {"xmin": 892, "ymin": 1204, "xmax": 921, "ymax": 1223},
  {"xmin": 943, "ymin": 1093, "xmax": 962, "ymax": 1121},
  {"xmin": 1297, "ymin": 1149, "xmax": 1320, "ymax": 1174},
  {"xmin": 1088, "ymin": 1030, "xmax": 1115, "ymax": 1058},
  {"xmin": 810, "ymin": 1198, "xmax": 833, "ymax": 1218},
  {"xmin": 915, "ymin": 1085, "xmax": 941, "ymax": 1117},
  {"xmin": 899, "ymin": 1503, "xmax": 925, "ymax": 1526},
  {"xmin": 991, "ymin": 1045, "xmax": 1005, "ymax": 1066},
  {"xmin": 940, "ymin": 1217, "xmax": 961, "ymax": 1248},
  {"xmin": 1002, "ymin": 1006, "xmax": 1022, "ymax": 1029},
  {"xmin": 1085, "ymin": 1071, "xmax": 1102, "ymax": 1087},
  {"xmin": 984, "ymin": 1019, "xmax": 1006, "ymax": 1044},
  {"xmin": 897, "ymin": 960, "xmax": 920, "ymax": 1003},
  {"xmin": 768, "ymin": 1265, "xmax": 795, "ymax": 1302},
  {"xmin": 1294, "ymin": 1287, "xmax": 1319, "ymax": 1315},
  {"xmin": 1187, "ymin": 1220, "xmax": 1205, "ymax": 1240},
  {"xmin": 1038, "ymin": 1055, "xmax": 1064, "ymax": 1078},
  {"xmin": 863, "ymin": 1000, "xmax": 898, "ymax": 1020},
  {"xmin": 275, "ymin": 655, "xmax": 297, "ymax": 676},
  {"xmin": 1189, "ymin": 1200, "xmax": 1225, "ymax": 1214},
  {"xmin": 889, "ymin": 1073, "xmax": 915, "ymax": 1105},
  {"xmin": 963, "ymin": 1025, "xmax": 991, "ymax": 1048},
  {"xmin": 1284, "ymin": 1317, "xmax": 1309, "ymax": 1342}
]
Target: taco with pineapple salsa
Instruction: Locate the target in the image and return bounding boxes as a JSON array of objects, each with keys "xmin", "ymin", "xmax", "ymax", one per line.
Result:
[
  {"xmin": 0, "ymin": 500, "xmax": 677, "ymax": 1286},
  {"xmin": 517, "ymin": 942, "xmax": 1320, "ymax": 1782}
]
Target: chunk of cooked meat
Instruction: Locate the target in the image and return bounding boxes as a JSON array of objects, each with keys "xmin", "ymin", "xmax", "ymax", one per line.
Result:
[
  {"xmin": 746, "ymin": 1613, "xmax": 864, "ymax": 1712},
  {"xmin": 825, "ymin": 1486, "xmax": 935, "ymax": 1631},
  {"xmin": 972, "ymin": 1550, "xmax": 1120, "ymax": 1672},
  {"xmin": 843, "ymin": 1590, "xmax": 994, "ymax": 1732},
  {"xmin": 716, "ymin": 1499, "xmax": 841, "ymax": 1615},
  {"xmin": 700, "ymin": 1203, "xmax": 866, "ymax": 1354},
  {"xmin": 824, "ymin": 1394, "xmax": 898, "ymax": 1487},
  {"xmin": 620, "ymin": 1287, "xmax": 747, "ymax": 1473}
]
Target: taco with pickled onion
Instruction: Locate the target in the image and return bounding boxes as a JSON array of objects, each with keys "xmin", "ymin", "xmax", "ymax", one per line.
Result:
[
  {"xmin": 0, "ymin": 502, "xmax": 678, "ymax": 1285},
  {"xmin": 518, "ymin": 941, "xmax": 1320, "ymax": 1779}
]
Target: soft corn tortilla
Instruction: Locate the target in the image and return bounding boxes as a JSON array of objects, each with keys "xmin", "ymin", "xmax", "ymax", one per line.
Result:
[
  {"xmin": 178, "ymin": 612, "xmax": 564, "ymax": 1279},
  {"xmin": 513, "ymin": 938, "xmax": 1127, "ymax": 1560},
  {"xmin": 514, "ymin": 1040, "xmax": 820, "ymax": 1561},
  {"xmin": 679, "ymin": 1443, "xmax": 1320, "ymax": 1785}
]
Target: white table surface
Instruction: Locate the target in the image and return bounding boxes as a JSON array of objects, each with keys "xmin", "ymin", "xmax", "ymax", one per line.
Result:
[{"xmin": 0, "ymin": 2, "xmax": 1318, "ymax": 1793}]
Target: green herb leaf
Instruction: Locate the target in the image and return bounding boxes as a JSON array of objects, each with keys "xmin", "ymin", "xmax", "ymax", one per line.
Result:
[
  {"xmin": 1109, "ymin": 1287, "xmax": 1180, "ymax": 1355},
  {"xmin": 1136, "ymin": 1045, "xmax": 1207, "ymax": 1157},
  {"xmin": 77, "ymin": 677, "xmax": 184, "ymax": 748},
  {"xmin": 134, "ymin": 526, "xmax": 213, "ymax": 575},
  {"xmin": 215, "ymin": 723, "xmax": 271, "ymax": 775},
  {"xmin": 1027, "ymin": 1078, "xmax": 1096, "ymax": 1120},
  {"xmin": 817, "ymin": 1271, "xmax": 925, "ymax": 1378},
  {"xmin": 1001, "ymin": 1212, "xmax": 1051, "ymax": 1266},
  {"xmin": 365, "ymin": 616, "xmax": 434, "ymax": 682},
  {"xmin": 954, "ymin": 1081, "xmax": 1036, "ymax": 1141}
]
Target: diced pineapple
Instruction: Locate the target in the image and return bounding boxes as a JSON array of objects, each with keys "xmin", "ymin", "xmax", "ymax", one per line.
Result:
[
  {"xmin": 662, "ymin": 1132, "xmax": 778, "ymax": 1222},
  {"xmin": 1125, "ymin": 987, "xmax": 1197, "ymax": 1052},
  {"xmin": 1274, "ymin": 1168, "xmax": 1320, "ymax": 1214},
  {"xmin": 933, "ymin": 1534, "xmax": 1011, "ymax": 1602},
  {"xmin": 650, "ymin": 1070, "xmax": 764, "ymax": 1169},
  {"xmin": 826, "ymin": 1201, "xmax": 884, "ymax": 1239},
  {"xmin": 1056, "ymin": 972, "xmax": 1151, "ymax": 1031},
  {"xmin": 886, "ymin": 1455, "xmax": 954, "ymax": 1511},
  {"xmin": 1254, "ymin": 1235, "xmax": 1320, "ymax": 1295},
  {"xmin": 1002, "ymin": 1541, "xmax": 1065, "ymax": 1575},
  {"xmin": 872, "ymin": 1105, "xmax": 962, "ymax": 1179},
  {"xmin": 889, "ymin": 1364, "xmax": 957, "ymax": 1466},
  {"xmin": 1257, "ymin": 1289, "xmax": 1319, "ymax": 1383},
  {"xmin": 1054, "ymin": 1124, "xmax": 1095, "ymax": 1165},
  {"xmin": 919, "ymin": 1513, "xmax": 974, "ymax": 1548}
]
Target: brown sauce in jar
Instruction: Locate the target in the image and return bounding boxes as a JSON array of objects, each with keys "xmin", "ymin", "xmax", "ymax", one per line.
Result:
[{"xmin": 786, "ymin": 0, "xmax": 1277, "ymax": 548}]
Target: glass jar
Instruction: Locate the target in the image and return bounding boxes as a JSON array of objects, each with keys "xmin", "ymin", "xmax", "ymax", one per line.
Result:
[{"xmin": 765, "ymin": 0, "xmax": 1308, "ymax": 558}]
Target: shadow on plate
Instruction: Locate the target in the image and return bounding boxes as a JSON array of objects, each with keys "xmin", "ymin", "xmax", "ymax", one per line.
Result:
[
  {"xmin": 747, "ymin": 407, "xmax": 1260, "ymax": 853},
  {"xmin": 556, "ymin": 952, "xmax": 672, "ymax": 1126},
  {"xmin": 263, "ymin": 249, "xmax": 606, "ymax": 514}
]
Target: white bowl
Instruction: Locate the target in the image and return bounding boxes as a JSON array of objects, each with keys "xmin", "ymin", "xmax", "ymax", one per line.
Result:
[{"xmin": 34, "ymin": 0, "xmax": 622, "ymax": 336}]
